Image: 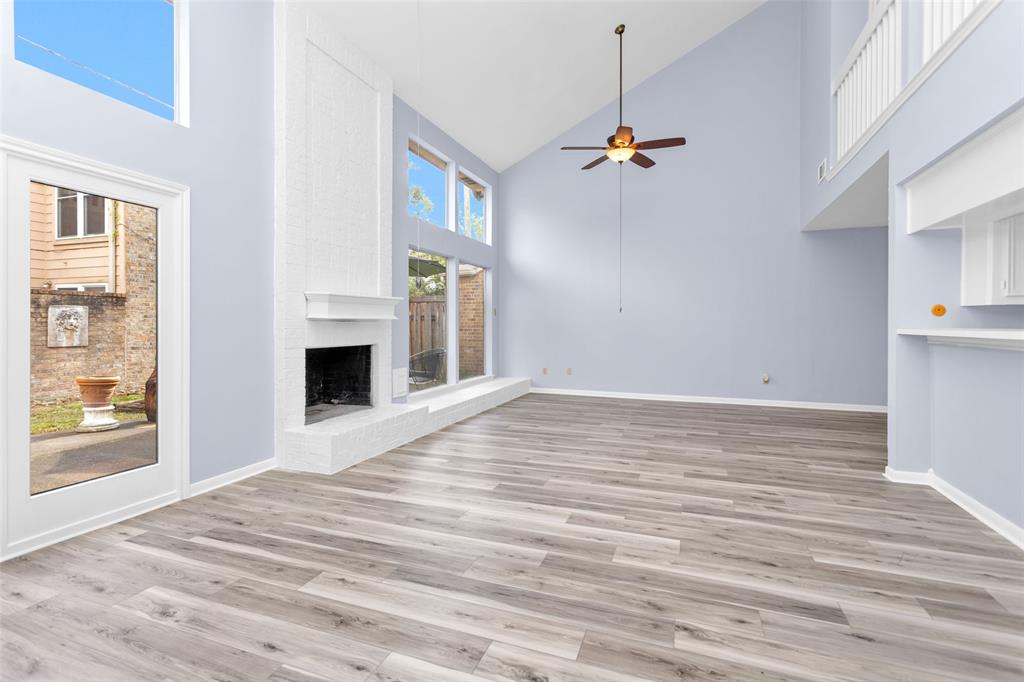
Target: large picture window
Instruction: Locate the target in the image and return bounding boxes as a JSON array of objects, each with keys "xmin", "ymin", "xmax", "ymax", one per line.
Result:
[
  {"xmin": 14, "ymin": 0, "xmax": 178, "ymax": 121},
  {"xmin": 405, "ymin": 136, "xmax": 493, "ymax": 394},
  {"xmin": 29, "ymin": 181, "xmax": 158, "ymax": 494}
]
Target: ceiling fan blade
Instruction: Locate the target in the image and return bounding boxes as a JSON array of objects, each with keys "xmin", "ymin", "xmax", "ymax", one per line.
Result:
[
  {"xmin": 614, "ymin": 126, "xmax": 634, "ymax": 144},
  {"xmin": 560, "ymin": 146, "xmax": 607, "ymax": 150},
  {"xmin": 582, "ymin": 155, "xmax": 609, "ymax": 170},
  {"xmin": 630, "ymin": 152, "xmax": 656, "ymax": 168},
  {"xmin": 635, "ymin": 137, "xmax": 686, "ymax": 150}
]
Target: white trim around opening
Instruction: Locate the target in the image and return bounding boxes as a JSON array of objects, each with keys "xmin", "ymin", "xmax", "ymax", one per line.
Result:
[{"xmin": 0, "ymin": 135, "xmax": 191, "ymax": 560}]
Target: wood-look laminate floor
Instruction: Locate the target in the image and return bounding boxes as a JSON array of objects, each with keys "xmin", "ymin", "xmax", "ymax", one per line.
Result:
[{"xmin": 3, "ymin": 394, "xmax": 1023, "ymax": 681}]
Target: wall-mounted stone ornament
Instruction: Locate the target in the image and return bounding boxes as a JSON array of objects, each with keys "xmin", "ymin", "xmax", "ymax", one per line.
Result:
[{"xmin": 47, "ymin": 305, "xmax": 88, "ymax": 347}]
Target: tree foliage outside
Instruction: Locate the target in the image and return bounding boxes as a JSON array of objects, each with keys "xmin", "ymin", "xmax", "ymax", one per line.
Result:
[
  {"xmin": 409, "ymin": 250, "xmax": 447, "ymax": 298},
  {"xmin": 458, "ymin": 210, "xmax": 485, "ymax": 242},
  {"xmin": 457, "ymin": 181, "xmax": 486, "ymax": 242},
  {"xmin": 409, "ymin": 184, "xmax": 434, "ymax": 220},
  {"xmin": 408, "ymin": 151, "xmax": 444, "ymax": 226}
]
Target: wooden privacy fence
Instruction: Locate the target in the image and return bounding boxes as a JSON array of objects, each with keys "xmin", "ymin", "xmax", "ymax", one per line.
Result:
[{"xmin": 409, "ymin": 296, "xmax": 446, "ymax": 355}]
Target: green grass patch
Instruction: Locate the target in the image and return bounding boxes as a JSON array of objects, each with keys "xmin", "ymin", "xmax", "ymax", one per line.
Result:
[{"xmin": 31, "ymin": 394, "xmax": 147, "ymax": 435}]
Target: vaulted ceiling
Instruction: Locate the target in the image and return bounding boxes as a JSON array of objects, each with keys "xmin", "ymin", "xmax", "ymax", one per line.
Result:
[{"xmin": 319, "ymin": 1, "xmax": 761, "ymax": 172}]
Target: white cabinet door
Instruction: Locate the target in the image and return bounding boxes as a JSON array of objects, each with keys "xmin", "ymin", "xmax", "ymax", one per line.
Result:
[{"xmin": 996, "ymin": 213, "xmax": 1024, "ymax": 302}]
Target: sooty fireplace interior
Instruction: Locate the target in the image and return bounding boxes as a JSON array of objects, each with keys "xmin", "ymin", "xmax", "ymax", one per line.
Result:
[{"xmin": 305, "ymin": 345, "xmax": 372, "ymax": 424}]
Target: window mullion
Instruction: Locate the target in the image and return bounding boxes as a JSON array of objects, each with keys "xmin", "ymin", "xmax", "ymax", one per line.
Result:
[
  {"xmin": 448, "ymin": 256, "xmax": 459, "ymax": 385},
  {"xmin": 76, "ymin": 192, "xmax": 85, "ymax": 237},
  {"xmin": 447, "ymin": 163, "xmax": 457, "ymax": 233}
]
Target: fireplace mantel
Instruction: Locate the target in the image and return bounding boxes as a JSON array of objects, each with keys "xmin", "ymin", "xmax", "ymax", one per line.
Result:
[{"xmin": 305, "ymin": 292, "xmax": 402, "ymax": 321}]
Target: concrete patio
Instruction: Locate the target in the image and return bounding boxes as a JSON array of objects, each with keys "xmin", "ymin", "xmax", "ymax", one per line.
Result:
[{"xmin": 30, "ymin": 421, "xmax": 156, "ymax": 494}]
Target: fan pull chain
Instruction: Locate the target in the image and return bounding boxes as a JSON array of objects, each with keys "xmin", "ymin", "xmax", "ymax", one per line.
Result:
[
  {"xmin": 618, "ymin": 163, "xmax": 623, "ymax": 313},
  {"xmin": 415, "ymin": 0, "xmax": 422, "ymax": 279}
]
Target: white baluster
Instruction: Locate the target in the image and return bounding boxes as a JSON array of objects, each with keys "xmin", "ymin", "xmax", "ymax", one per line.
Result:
[
  {"xmin": 881, "ymin": 12, "xmax": 889, "ymax": 111},
  {"xmin": 923, "ymin": 0, "xmax": 934, "ymax": 63}
]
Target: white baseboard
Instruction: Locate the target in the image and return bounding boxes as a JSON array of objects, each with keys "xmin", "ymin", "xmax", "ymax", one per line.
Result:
[
  {"xmin": 884, "ymin": 465, "xmax": 931, "ymax": 485},
  {"xmin": 1, "ymin": 490, "xmax": 179, "ymax": 562},
  {"xmin": 188, "ymin": 457, "xmax": 277, "ymax": 497},
  {"xmin": 885, "ymin": 467, "xmax": 1024, "ymax": 550},
  {"xmin": 530, "ymin": 387, "xmax": 887, "ymax": 413}
]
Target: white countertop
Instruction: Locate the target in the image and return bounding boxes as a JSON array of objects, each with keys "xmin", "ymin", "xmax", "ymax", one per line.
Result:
[{"xmin": 897, "ymin": 328, "xmax": 1024, "ymax": 351}]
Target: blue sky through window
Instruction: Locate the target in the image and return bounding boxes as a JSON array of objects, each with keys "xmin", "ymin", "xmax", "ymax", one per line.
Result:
[
  {"xmin": 14, "ymin": 0, "xmax": 175, "ymax": 120},
  {"xmin": 407, "ymin": 147, "xmax": 446, "ymax": 227}
]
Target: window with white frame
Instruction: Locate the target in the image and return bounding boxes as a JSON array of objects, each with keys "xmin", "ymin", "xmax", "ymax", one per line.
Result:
[
  {"xmin": 13, "ymin": 0, "xmax": 184, "ymax": 122},
  {"xmin": 405, "ymin": 137, "xmax": 494, "ymax": 393},
  {"xmin": 408, "ymin": 137, "xmax": 492, "ymax": 245},
  {"xmin": 408, "ymin": 249, "xmax": 449, "ymax": 392},
  {"xmin": 408, "ymin": 139, "xmax": 448, "ymax": 228},
  {"xmin": 56, "ymin": 188, "xmax": 109, "ymax": 238},
  {"xmin": 457, "ymin": 171, "xmax": 487, "ymax": 243}
]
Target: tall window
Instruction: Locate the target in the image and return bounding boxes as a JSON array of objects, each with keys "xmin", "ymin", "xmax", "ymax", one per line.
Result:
[
  {"xmin": 14, "ymin": 0, "xmax": 177, "ymax": 121},
  {"xmin": 408, "ymin": 250, "xmax": 448, "ymax": 392},
  {"xmin": 56, "ymin": 188, "xmax": 108, "ymax": 238},
  {"xmin": 29, "ymin": 182, "xmax": 158, "ymax": 494},
  {"xmin": 408, "ymin": 140, "xmax": 448, "ymax": 228},
  {"xmin": 457, "ymin": 171, "xmax": 487, "ymax": 242}
]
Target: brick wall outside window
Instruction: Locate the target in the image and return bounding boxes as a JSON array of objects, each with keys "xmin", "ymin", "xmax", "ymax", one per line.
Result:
[{"xmin": 458, "ymin": 269, "xmax": 486, "ymax": 378}]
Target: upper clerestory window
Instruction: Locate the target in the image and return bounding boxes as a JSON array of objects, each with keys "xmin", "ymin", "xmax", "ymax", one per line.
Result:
[{"xmin": 14, "ymin": 0, "xmax": 181, "ymax": 122}]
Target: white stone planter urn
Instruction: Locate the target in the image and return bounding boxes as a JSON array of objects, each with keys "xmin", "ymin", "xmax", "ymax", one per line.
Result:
[{"xmin": 74, "ymin": 376, "xmax": 121, "ymax": 432}]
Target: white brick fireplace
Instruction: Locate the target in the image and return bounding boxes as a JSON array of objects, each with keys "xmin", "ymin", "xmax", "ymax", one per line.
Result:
[
  {"xmin": 272, "ymin": 4, "xmax": 529, "ymax": 473},
  {"xmin": 273, "ymin": 3, "xmax": 400, "ymax": 472}
]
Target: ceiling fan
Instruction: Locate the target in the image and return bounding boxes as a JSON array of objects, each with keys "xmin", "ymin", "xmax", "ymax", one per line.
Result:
[{"xmin": 561, "ymin": 24, "xmax": 686, "ymax": 170}]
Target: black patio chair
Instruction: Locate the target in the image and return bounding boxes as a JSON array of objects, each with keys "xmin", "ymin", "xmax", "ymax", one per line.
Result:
[{"xmin": 409, "ymin": 348, "xmax": 446, "ymax": 385}]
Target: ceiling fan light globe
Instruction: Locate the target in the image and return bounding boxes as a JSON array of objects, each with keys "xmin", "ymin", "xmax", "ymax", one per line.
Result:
[{"xmin": 607, "ymin": 147, "xmax": 636, "ymax": 163}]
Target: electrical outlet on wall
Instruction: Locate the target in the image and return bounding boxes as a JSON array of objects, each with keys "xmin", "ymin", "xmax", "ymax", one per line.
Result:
[
  {"xmin": 542, "ymin": 367, "xmax": 548, "ymax": 375},
  {"xmin": 566, "ymin": 368, "xmax": 572, "ymax": 376}
]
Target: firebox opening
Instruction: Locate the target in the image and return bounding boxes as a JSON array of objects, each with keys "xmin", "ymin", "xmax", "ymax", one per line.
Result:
[{"xmin": 305, "ymin": 345, "xmax": 372, "ymax": 425}]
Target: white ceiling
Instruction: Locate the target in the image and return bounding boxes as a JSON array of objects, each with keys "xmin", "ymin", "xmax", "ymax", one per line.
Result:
[{"xmin": 318, "ymin": 1, "xmax": 762, "ymax": 172}]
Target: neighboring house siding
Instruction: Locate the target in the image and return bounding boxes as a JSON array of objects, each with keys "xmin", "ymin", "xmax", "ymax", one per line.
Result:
[
  {"xmin": 29, "ymin": 181, "xmax": 127, "ymax": 292},
  {"xmin": 29, "ymin": 181, "xmax": 52, "ymax": 287}
]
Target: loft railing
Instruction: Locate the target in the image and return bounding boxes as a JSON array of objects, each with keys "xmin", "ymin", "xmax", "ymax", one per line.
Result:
[
  {"xmin": 833, "ymin": 0, "xmax": 902, "ymax": 161},
  {"xmin": 831, "ymin": 0, "xmax": 996, "ymax": 171},
  {"xmin": 923, "ymin": 0, "xmax": 982, "ymax": 63}
]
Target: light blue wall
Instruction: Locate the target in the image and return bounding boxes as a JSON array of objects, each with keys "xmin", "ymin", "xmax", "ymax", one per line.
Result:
[
  {"xmin": 830, "ymin": 0, "xmax": 867, "ymax": 81},
  {"xmin": 391, "ymin": 97, "xmax": 500, "ymax": 390},
  {"xmin": 498, "ymin": 1, "xmax": 888, "ymax": 406},
  {"xmin": 1, "ymin": 2, "xmax": 275, "ymax": 483},
  {"xmin": 800, "ymin": 0, "xmax": 1024, "ymax": 522},
  {"xmin": 931, "ymin": 346, "xmax": 1024, "ymax": 527}
]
